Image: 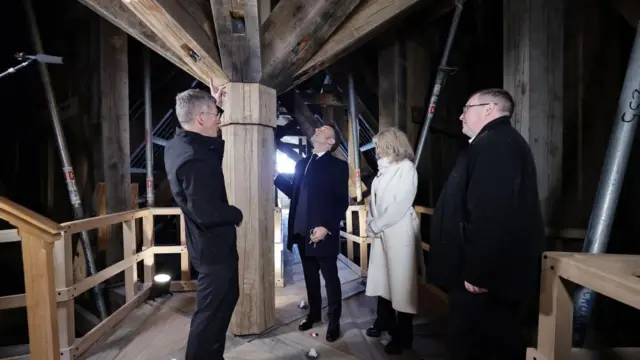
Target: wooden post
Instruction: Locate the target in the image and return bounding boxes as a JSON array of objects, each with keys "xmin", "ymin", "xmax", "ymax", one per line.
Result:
[
  {"xmin": 536, "ymin": 256, "xmax": 573, "ymax": 360},
  {"xmin": 54, "ymin": 232, "xmax": 75, "ymax": 358},
  {"xmin": 221, "ymin": 83, "xmax": 277, "ymax": 335},
  {"xmin": 503, "ymin": 0, "xmax": 564, "ymax": 221},
  {"xmin": 99, "ymin": 18, "xmax": 132, "ymax": 266},
  {"xmin": 378, "ymin": 33, "xmax": 407, "ymax": 131},
  {"xmin": 20, "ymin": 229, "xmax": 60, "ymax": 360}
]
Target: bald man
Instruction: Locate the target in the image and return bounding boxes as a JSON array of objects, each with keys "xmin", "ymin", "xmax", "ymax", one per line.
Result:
[
  {"xmin": 286, "ymin": 125, "xmax": 350, "ymax": 342},
  {"xmin": 427, "ymin": 88, "xmax": 545, "ymax": 360}
]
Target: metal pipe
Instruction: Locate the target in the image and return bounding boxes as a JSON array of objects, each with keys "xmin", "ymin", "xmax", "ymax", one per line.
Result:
[
  {"xmin": 348, "ymin": 73, "xmax": 363, "ymax": 202},
  {"xmin": 24, "ymin": 0, "xmax": 107, "ymax": 319},
  {"xmin": 572, "ymin": 21, "xmax": 640, "ymax": 346},
  {"xmin": 144, "ymin": 48, "xmax": 154, "ymax": 207},
  {"xmin": 414, "ymin": 0, "xmax": 466, "ymax": 167}
]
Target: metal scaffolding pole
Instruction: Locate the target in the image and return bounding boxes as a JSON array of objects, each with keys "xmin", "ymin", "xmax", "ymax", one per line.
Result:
[
  {"xmin": 144, "ymin": 48, "xmax": 154, "ymax": 207},
  {"xmin": 572, "ymin": 21, "xmax": 640, "ymax": 346},
  {"xmin": 348, "ymin": 73, "xmax": 363, "ymax": 202},
  {"xmin": 414, "ymin": 0, "xmax": 466, "ymax": 166},
  {"xmin": 24, "ymin": 0, "xmax": 108, "ymax": 319}
]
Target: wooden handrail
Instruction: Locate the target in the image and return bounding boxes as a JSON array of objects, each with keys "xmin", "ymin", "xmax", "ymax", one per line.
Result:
[
  {"xmin": 0, "ymin": 197, "xmax": 63, "ymax": 240},
  {"xmin": 61, "ymin": 208, "xmax": 151, "ymax": 235}
]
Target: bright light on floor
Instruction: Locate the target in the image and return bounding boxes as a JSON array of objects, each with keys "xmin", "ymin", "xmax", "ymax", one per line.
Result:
[{"xmin": 276, "ymin": 150, "xmax": 296, "ymax": 174}]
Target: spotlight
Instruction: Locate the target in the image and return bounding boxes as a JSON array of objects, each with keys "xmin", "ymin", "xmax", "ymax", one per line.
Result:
[{"xmin": 149, "ymin": 273, "xmax": 172, "ymax": 300}]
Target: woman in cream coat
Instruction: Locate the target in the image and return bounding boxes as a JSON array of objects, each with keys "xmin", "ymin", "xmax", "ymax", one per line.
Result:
[{"xmin": 365, "ymin": 127, "xmax": 420, "ymax": 355}]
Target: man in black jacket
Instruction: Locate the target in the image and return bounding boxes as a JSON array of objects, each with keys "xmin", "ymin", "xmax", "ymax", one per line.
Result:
[
  {"xmin": 287, "ymin": 125, "xmax": 350, "ymax": 342},
  {"xmin": 427, "ymin": 88, "xmax": 546, "ymax": 360},
  {"xmin": 164, "ymin": 87, "xmax": 243, "ymax": 360}
]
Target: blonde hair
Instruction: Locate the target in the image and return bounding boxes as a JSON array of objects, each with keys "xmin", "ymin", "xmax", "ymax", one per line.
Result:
[{"xmin": 373, "ymin": 127, "xmax": 415, "ymax": 163}]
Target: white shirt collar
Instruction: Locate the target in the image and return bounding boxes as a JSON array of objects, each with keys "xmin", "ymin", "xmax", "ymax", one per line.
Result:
[
  {"xmin": 313, "ymin": 151, "xmax": 327, "ymax": 158},
  {"xmin": 468, "ymin": 136, "xmax": 475, "ymax": 144}
]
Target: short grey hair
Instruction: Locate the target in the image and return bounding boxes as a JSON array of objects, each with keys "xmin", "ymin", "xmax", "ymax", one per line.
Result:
[
  {"xmin": 373, "ymin": 127, "xmax": 415, "ymax": 163},
  {"xmin": 175, "ymin": 89, "xmax": 216, "ymax": 126},
  {"xmin": 470, "ymin": 88, "xmax": 514, "ymax": 115}
]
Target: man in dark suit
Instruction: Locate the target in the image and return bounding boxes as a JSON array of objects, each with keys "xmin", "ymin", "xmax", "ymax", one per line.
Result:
[
  {"xmin": 287, "ymin": 125, "xmax": 350, "ymax": 342},
  {"xmin": 427, "ymin": 88, "xmax": 546, "ymax": 360},
  {"xmin": 165, "ymin": 87, "xmax": 243, "ymax": 360}
]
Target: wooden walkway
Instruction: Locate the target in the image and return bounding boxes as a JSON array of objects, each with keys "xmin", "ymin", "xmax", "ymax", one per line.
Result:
[{"xmin": 80, "ymin": 246, "xmax": 449, "ymax": 360}]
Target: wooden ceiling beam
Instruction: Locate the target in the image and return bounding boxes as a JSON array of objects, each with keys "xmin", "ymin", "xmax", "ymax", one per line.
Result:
[
  {"xmin": 260, "ymin": 0, "xmax": 361, "ymax": 91},
  {"xmin": 123, "ymin": 0, "xmax": 229, "ymax": 86},
  {"xmin": 287, "ymin": 0, "xmax": 436, "ymax": 91},
  {"xmin": 78, "ymin": 0, "xmax": 199, "ymax": 80},
  {"xmin": 210, "ymin": 0, "xmax": 263, "ymax": 82}
]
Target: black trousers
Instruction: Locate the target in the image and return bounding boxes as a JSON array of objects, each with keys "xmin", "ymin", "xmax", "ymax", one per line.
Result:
[
  {"xmin": 186, "ymin": 262, "xmax": 239, "ymax": 360},
  {"xmin": 298, "ymin": 240, "xmax": 342, "ymax": 322},
  {"xmin": 376, "ymin": 296, "xmax": 413, "ymax": 343},
  {"xmin": 448, "ymin": 289, "xmax": 526, "ymax": 360}
]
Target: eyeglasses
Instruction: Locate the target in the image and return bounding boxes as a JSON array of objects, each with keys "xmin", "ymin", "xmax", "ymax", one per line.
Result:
[
  {"xmin": 201, "ymin": 105, "xmax": 224, "ymax": 118},
  {"xmin": 462, "ymin": 103, "xmax": 491, "ymax": 112}
]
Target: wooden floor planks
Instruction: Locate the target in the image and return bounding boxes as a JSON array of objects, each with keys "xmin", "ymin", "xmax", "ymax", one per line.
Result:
[{"xmin": 79, "ymin": 239, "xmax": 447, "ymax": 360}]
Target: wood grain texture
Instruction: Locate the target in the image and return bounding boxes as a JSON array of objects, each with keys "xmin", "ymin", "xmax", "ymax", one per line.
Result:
[
  {"xmin": 289, "ymin": 0, "xmax": 429, "ymax": 91},
  {"xmin": 211, "ymin": 0, "xmax": 263, "ymax": 82},
  {"xmin": 123, "ymin": 0, "xmax": 228, "ymax": 86},
  {"xmin": 260, "ymin": 0, "xmax": 361, "ymax": 91},
  {"xmin": 503, "ymin": 0, "xmax": 563, "ymax": 220},
  {"xmin": 77, "ymin": 0, "xmax": 199, "ymax": 80},
  {"xmin": 100, "ymin": 19, "xmax": 132, "ymax": 266},
  {"xmin": 221, "ymin": 84, "xmax": 277, "ymax": 335},
  {"xmin": 20, "ymin": 229, "xmax": 60, "ymax": 360}
]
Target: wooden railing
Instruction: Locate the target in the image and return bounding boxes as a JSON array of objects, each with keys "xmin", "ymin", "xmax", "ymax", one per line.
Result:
[
  {"xmin": 338, "ymin": 204, "xmax": 591, "ymax": 305},
  {"xmin": 0, "ymin": 200, "xmax": 290, "ymax": 360},
  {"xmin": 0, "ymin": 198, "xmax": 193, "ymax": 360},
  {"xmin": 526, "ymin": 252, "xmax": 640, "ymax": 360}
]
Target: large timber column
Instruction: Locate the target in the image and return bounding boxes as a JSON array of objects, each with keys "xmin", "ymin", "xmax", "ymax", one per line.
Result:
[
  {"xmin": 503, "ymin": 0, "xmax": 564, "ymax": 221},
  {"xmin": 99, "ymin": 18, "xmax": 131, "ymax": 266},
  {"xmin": 221, "ymin": 83, "xmax": 276, "ymax": 335},
  {"xmin": 378, "ymin": 33, "xmax": 408, "ymax": 131}
]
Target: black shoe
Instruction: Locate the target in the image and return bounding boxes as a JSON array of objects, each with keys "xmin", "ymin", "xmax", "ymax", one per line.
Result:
[
  {"xmin": 383, "ymin": 338, "xmax": 412, "ymax": 355},
  {"xmin": 366, "ymin": 323, "xmax": 389, "ymax": 338},
  {"xmin": 366, "ymin": 318, "xmax": 390, "ymax": 338},
  {"xmin": 298, "ymin": 315, "xmax": 320, "ymax": 331},
  {"xmin": 325, "ymin": 322, "xmax": 340, "ymax": 342}
]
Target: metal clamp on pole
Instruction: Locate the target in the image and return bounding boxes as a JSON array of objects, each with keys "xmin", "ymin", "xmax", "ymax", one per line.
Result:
[{"xmin": 414, "ymin": 0, "xmax": 466, "ymax": 167}]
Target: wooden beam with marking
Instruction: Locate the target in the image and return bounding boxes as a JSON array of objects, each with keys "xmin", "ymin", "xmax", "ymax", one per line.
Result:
[
  {"xmin": 123, "ymin": 0, "xmax": 229, "ymax": 86},
  {"xmin": 78, "ymin": 0, "xmax": 199, "ymax": 79},
  {"xmin": 288, "ymin": 0, "xmax": 431, "ymax": 90},
  {"xmin": 260, "ymin": 0, "xmax": 361, "ymax": 91},
  {"xmin": 210, "ymin": 0, "xmax": 263, "ymax": 82}
]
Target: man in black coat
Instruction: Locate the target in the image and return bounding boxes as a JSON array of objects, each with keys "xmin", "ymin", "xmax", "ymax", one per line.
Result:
[
  {"xmin": 287, "ymin": 125, "xmax": 350, "ymax": 342},
  {"xmin": 164, "ymin": 87, "xmax": 243, "ymax": 360},
  {"xmin": 427, "ymin": 88, "xmax": 546, "ymax": 360}
]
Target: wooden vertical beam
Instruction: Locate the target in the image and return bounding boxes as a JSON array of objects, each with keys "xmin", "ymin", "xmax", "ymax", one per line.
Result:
[
  {"xmin": 20, "ymin": 229, "xmax": 60, "ymax": 359},
  {"xmin": 100, "ymin": 19, "xmax": 132, "ymax": 266},
  {"xmin": 503, "ymin": 0, "xmax": 564, "ymax": 221},
  {"xmin": 54, "ymin": 232, "xmax": 74, "ymax": 357},
  {"xmin": 378, "ymin": 33, "xmax": 407, "ymax": 131},
  {"xmin": 405, "ymin": 40, "xmax": 428, "ymax": 147},
  {"xmin": 211, "ymin": 0, "xmax": 263, "ymax": 82},
  {"xmin": 536, "ymin": 257, "xmax": 573, "ymax": 360},
  {"xmin": 221, "ymin": 83, "xmax": 276, "ymax": 335}
]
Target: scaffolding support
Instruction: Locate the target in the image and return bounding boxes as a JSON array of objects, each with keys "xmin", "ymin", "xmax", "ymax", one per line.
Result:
[
  {"xmin": 144, "ymin": 48, "xmax": 154, "ymax": 207},
  {"xmin": 572, "ymin": 21, "xmax": 640, "ymax": 346},
  {"xmin": 24, "ymin": 0, "xmax": 107, "ymax": 319},
  {"xmin": 348, "ymin": 73, "xmax": 363, "ymax": 203},
  {"xmin": 414, "ymin": 0, "xmax": 466, "ymax": 166}
]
